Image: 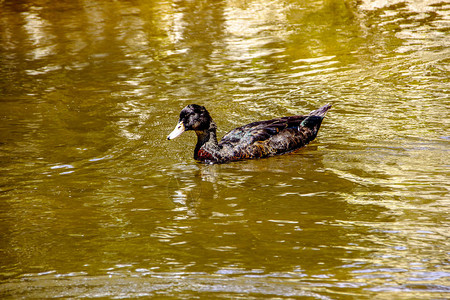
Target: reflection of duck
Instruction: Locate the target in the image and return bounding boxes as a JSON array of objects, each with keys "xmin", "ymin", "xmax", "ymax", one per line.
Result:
[{"xmin": 168, "ymin": 104, "xmax": 331, "ymax": 164}]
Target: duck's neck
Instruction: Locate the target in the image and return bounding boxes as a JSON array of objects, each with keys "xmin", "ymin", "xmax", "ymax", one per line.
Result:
[{"xmin": 194, "ymin": 120, "xmax": 220, "ymax": 159}]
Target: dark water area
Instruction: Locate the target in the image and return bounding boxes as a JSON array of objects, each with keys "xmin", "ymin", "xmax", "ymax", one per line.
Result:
[{"xmin": 0, "ymin": 0, "xmax": 449, "ymax": 298}]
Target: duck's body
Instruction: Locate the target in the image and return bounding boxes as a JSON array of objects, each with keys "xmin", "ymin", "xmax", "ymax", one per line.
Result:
[{"xmin": 167, "ymin": 104, "xmax": 331, "ymax": 164}]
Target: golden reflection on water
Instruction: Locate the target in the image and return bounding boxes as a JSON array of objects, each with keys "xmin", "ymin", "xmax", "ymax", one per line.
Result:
[{"xmin": 0, "ymin": 0, "xmax": 449, "ymax": 298}]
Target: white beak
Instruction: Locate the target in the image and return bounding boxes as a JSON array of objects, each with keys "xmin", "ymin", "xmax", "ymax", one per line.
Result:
[{"xmin": 167, "ymin": 122, "xmax": 185, "ymax": 140}]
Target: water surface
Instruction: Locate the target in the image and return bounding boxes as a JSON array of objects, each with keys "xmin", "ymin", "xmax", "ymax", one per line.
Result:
[{"xmin": 0, "ymin": 0, "xmax": 449, "ymax": 298}]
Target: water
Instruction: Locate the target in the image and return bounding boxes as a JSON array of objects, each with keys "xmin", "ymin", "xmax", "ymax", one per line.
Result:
[{"xmin": 0, "ymin": 0, "xmax": 449, "ymax": 298}]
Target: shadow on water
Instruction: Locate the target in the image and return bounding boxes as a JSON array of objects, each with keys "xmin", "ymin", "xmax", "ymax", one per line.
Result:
[{"xmin": 163, "ymin": 149, "xmax": 391, "ymax": 268}]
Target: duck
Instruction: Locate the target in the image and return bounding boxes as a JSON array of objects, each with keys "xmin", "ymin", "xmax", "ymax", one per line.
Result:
[{"xmin": 167, "ymin": 103, "xmax": 331, "ymax": 164}]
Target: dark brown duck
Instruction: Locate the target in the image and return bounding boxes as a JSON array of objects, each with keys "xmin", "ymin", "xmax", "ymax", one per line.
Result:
[{"xmin": 167, "ymin": 104, "xmax": 331, "ymax": 164}]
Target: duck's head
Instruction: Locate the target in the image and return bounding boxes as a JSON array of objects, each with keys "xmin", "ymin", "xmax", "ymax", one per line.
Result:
[{"xmin": 167, "ymin": 104, "xmax": 212, "ymax": 140}]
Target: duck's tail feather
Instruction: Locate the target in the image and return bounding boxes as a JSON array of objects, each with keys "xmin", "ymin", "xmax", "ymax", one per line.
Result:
[
  {"xmin": 308, "ymin": 103, "xmax": 332, "ymax": 117},
  {"xmin": 300, "ymin": 104, "xmax": 332, "ymax": 130},
  {"xmin": 300, "ymin": 115, "xmax": 323, "ymax": 128}
]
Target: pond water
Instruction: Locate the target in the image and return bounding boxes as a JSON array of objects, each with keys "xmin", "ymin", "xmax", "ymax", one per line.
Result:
[{"xmin": 0, "ymin": 0, "xmax": 449, "ymax": 298}]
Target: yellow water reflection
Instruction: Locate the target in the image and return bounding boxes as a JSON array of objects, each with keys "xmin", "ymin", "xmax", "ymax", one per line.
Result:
[{"xmin": 0, "ymin": 0, "xmax": 449, "ymax": 299}]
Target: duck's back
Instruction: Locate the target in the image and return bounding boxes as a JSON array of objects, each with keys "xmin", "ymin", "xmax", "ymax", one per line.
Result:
[{"xmin": 218, "ymin": 113, "xmax": 326, "ymax": 161}]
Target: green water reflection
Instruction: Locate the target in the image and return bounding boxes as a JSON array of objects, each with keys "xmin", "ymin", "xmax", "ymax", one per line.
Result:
[{"xmin": 0, "ymin": 0, "xmax": 449, "ymax": 298}]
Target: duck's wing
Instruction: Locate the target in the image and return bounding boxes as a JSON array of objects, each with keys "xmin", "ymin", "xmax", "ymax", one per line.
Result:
[
  {"xmin": 219, "ymin": 115, "xmax": 308, "ymax": 147},
  {"xmin": 219, "ymin": 104, "xmax": 332, "ymax": 148},
  {"xmin": 216, "ymin": 104, "xmax": 332, "ymax": 161}
]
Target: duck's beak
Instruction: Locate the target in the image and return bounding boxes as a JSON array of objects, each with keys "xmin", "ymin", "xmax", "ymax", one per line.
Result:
[{"xmin": 167, "ymin": 122, "xmax": 185, "ymax": 140}]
